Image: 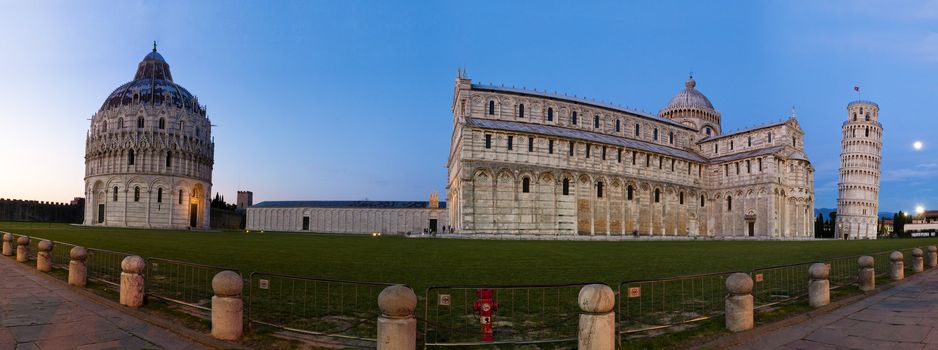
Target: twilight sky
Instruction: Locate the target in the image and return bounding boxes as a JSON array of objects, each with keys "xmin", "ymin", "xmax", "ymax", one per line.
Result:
[{"xmin": 0, "ymin": 1, "xmax": 936, "ymax": 212}]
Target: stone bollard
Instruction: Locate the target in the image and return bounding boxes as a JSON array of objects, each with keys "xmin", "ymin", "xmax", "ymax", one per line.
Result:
[
  {"xmin": 36, "ymin": 240, "xmax": 53, "ymax": 272},
  {"xmin": 119, "ymin": 255, "xmax": 145, "ymax": 308},
  {"xmin": 68, "ymin": 246, "xmax": 88, "ymax": 287},
  {"xmin": 211, "ymin": 271, "xmax": 244, "ymax": 340},
  {"xmin": 890, "ymin": 251, "xmax": 904, "ymax": 281},
  {"xmin": 577, "ymin": 284, "xmax": 616, "ymax": 350},
  {"xmin": 913, "ymin": 248, "xmax": 925, "ymax": 273},
  {"xmin": 376, "ymin": 285, "xmax": 417, "ymax": 350},
  {"xmin": 858, "ymin": 256, "xmax": 875, "ymax": 291},
  {"xmin": 15, "ymin": 236, "xmax": 29, "ymax": 263},
  {"xmin": 725, "ymin": 273, "xmax": 754, "ymax": 332},
  {"xmin": 929, "ymin": 246, "xmax": 938, "ymax": 268},
  {"xmin": 1, "ymin": 232, "xmax": 12, "ymax": 256},
  {"xmin": 808, "ymin": 263, "xmax": 830, "ymax": 308}
]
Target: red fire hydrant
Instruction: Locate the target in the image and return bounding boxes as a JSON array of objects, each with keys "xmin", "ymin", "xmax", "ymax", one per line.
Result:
[{"xmin": 472, "ymin": 288, "xmax": 498, "ymax": 342}]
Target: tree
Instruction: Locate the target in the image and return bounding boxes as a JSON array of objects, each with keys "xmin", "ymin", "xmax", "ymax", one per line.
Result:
[
  {"xmin": 894, "ymin": 212, "xmax": 908, "ymax": 238},
  {"xmin": 211, "ymin": 193, "xmax": 236, "ymax": 210},
  {"xmin": 815, "ymin": 213, "xmax": 825, "ymax": 238}
]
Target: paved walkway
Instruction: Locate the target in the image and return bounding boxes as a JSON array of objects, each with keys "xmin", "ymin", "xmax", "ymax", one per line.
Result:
[
  {"xmin": 0, "ymin": 255, "xmax": 210, "ymax": 350},
  {"xmin": 733, "ymin": 268, "xmax": 938, "ymax": 350}
]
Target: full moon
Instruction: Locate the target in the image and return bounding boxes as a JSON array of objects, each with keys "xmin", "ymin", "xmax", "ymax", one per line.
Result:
[{"xmin": 914, "ymin": 141, "xmax": 924, "ymax": 150}]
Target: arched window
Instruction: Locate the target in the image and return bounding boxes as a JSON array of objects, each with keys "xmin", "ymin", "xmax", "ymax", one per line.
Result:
[
  {"xmin": 654, "ymin": 189, "xmax": 660, "ymax": 203},
  {"xmin": 159, "ymin": 117, "xmax": 165, "ymax": 129},
  {"xmin": 562, "ymin": 179, "xmax": 570, "ymax": 195},
  {"xmin": 679, "ymin": 192, "xmax": 684, "ymax": 205},
  {"xmin": 488, "ymin": 101, "xmax": 495, "ymax": 115},
  {"xmin": 748, "ymin": 136, "xmax": 752, "ymax": 147},
  {"xmin": 865, "ymin": 127, "xmax": 869, "ymax": 137},
  {"xmin": 118, "ymin": 118, "xmax": 124, "ymax": 128},
  {"xmin": 113, "ymin": 187, "xmax": 119, "ymax": 202},
  {"xmin": 860, "ymin": 107, "xmax": 864, "ymax": 114},
  {"xmin": 571, "ymin": 112, "xmax": 578, "ymax": 125},
  {"xmin": 102, "ymin": 121, "xmax": 107, "ymax": 132},
  {"xmin": 128, "ymin": 150, "xmax": 135, "ymax": 166},
  {"xmin": 179, "ymin": 190, "xmax": 184, "ymax": 204},
  {"xmin": 134, "ymin": 187, "xmax": 140, "ymax": 202},
  {"xmin": 547, "ymin": 107, "xmax": 553, "ymax": 121},
  {"xmin": 705, "ymin": 127, "xmax": 711, "ymax": 136},
  {"xmin": 594, "ymin": 115, "xmax": 600, "ymax": 128},
  {"xmin": 157, "ymin": 188, "xmax": 163, "ymax": 203},
  {"xmin": 865, "ymin": 113, "xmax": 870, "ymax": 121},
  {"xmin": 730, "ymin": 140, "xmax": 734, "ymax": 150},
  {"xmin": 522, "ymin": 177, "xmax": 530, "ymax": 193},
  {"xmin": 768, "ymin": 132, "xmax": 773, "ymax": 143},
  {"xmin": 669, "ymin": 132, "xmax": 674, "ymax": 144},
  {"xmin": 700, "ymin": 195, "xmax": 705, "ymax": 207},
  {"xmin": 518, "ymin": 104, "xmax": 525, "ymax": 118},
  {"xmin": 792, "ymin": 136, "xmax": 797, "ymax": 147},
  {"xmin": 615, "ymin": 119, "xmax": 621, "ymax": 132},
  {"xmin": 653, "ymin": 128, "xmax": 659, "ymax": 141},
  {"xmin": 627, "ymin": 186, "xmax": 634, "ymax": 200},
  {"xmin": 727, "ymin": 196, "xmax": 732, "ymax": 211},
  {"xmin": 137, "ymin": 117, "xmax": 144, "ymax": 128},
  {"xmin": 180, "ymin": 120, "xmax": 185, "ymax": 132},
  {"xmin": 853, "ymin": 112, "xmax": 857, "ymax": 121},
  {"xmin": 635, "ymin": 124, "xmax": 640, "ymax": 137},
  {"xmin": 166, "ymin": 152, "xmax": 172, "ymax": 167},
  {"xmin": 596, "ymin": 182, "xmax": 604, "ymax": 198}
]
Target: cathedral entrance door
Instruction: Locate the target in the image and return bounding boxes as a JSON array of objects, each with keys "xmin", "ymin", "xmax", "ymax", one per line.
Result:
[
  {"xmin": 748, "ymin": 222, "xmax": 755, "ymax": 237},
  {"xmin": 190, "ymin": 203, "xmax": 198, "ymax": 227},
  {"xmin": 429, "ymin": 219, "xmax": 438, "ymax": 233},
  {"xmin": 97, "ymin": 204, "xmax": 105, "ymax": 224}
]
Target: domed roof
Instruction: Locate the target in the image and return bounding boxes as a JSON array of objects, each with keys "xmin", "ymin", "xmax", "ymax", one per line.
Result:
[
  {"xmin": 99, "ymin": 47, "xmax": 202, "ymax": 114},
  {"xmin": 663, "ymin": 76, "xmax": 715, "ymax": 111}
]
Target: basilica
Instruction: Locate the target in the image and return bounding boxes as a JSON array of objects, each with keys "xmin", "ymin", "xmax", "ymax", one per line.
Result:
[
  {"xmin": 446, "ymin": 73, "xmax": 815, "ymax": 238},
  {"xmin": 82, "ymin": 46, "xmax": 214, "ymax": 229}
]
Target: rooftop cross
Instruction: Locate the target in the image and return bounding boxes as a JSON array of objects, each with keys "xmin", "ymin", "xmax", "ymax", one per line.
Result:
[{"xmin": 153, "ymin": 41, "xmax": 157, "ymax": 52}]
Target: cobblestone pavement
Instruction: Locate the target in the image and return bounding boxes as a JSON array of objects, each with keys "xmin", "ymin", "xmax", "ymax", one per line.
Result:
[
  {"xmin": 733, "ymin": 268, "xmax": 938, "ymax": 350},
  {"xmin": 0, "ymin": 256, "xmax": 209, "ymax": 350}
]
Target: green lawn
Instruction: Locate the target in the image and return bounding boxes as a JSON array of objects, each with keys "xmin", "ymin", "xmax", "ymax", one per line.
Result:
[{"xmin": 1, "ymin": 221, "xmax": 933, "ymax": 292}]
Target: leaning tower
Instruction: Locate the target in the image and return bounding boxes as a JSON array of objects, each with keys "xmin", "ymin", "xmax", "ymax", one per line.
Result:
[{"xmin": 835, "ymin": 101, "xmax": 882, "ymax": 239}]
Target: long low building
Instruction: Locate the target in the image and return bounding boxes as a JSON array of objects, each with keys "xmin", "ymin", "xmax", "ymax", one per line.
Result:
[{"xmin": 246, "ymin": 198, "xmax": 449, "ymax": 234}]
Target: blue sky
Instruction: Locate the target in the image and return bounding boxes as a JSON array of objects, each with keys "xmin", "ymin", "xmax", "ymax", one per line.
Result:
[{"xmin": 0, "ymin": 1, "xmax": 936, "ymax": 212}]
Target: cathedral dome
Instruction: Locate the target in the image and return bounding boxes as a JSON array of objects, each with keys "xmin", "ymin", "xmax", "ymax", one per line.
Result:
[
  {"xmin": 663, "ymin": 77, "xmax": 715, "ymax": 111},
  {"xmin": 98, "ymin": 47, "xmax": 201, "ymax": 114}
]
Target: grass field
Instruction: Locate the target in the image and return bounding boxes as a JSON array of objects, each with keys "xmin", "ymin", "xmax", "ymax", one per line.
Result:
[{"xmin": 2, "ymin": 221, "xmax": 935, "ymax": 292}]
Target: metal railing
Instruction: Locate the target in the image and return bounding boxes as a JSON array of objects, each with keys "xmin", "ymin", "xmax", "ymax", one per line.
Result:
[
  {"xmin": 422, "ymin": 283, "xmax": 592, "ymax": 348},
  {"xmin": 618, "ymin": 271, "xmax": 737, "ymax": 337},
  {"xmin": 146, "ymin": 258, "xmax": 238, "ymax": 311},
  {"xmin": 50, "ymin": 240, "xmax": 77, "ymax": 269},
  {"xmin": 751, "ymin": 262, "xmax": 816, "ymax": 309},
  {"xmin": 247, "ymin": 272, "xmax": 396, "ymax": 342},
  {"xmin": 85, "ymin": 248, "xmax": 135, "ymax": 286}
]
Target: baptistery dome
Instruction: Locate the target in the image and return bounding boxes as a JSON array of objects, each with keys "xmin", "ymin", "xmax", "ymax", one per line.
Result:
[
  {"xmin": 659, "ymin": 76, "xmax": 722, "ymax": 137},
  {"xmin": 83, "ymin": 45, "xmax": 214, "ymax": 229}
]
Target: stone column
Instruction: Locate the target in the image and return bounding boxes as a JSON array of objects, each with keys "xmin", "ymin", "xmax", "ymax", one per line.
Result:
[
  {"xmin": 15, "ymin": 236, "xmax": 29, "ymax": 263},
  {"xmin": 69, "ymin": 246, "xmax": 88, "ymax": 287},
  {"xmin": 928, "ymin": 246, "xmax": 937, "ymax": 268},
  {"xmin": 376, "ymin": 285, "xmax": 417, "ymax": 350},
  {"xmin": 36, "ymin": 240, "xmax": 53, "ymax": 272},
  {"xmin": 211, "ymin": 270, "xmax": 243, "ymax": 340},
  {"xmin": 577, "ymin": 284, "xmax": 615, "ymax": 350},
  {"xmin": 858, "ymin": 256, "xmax": 875, "ymax": 291},
  {"xmin": 725, "ymin": 273, "xmax": 753, "ymax": 332},
  {"xmin": 1, "ymin": 232, "xmax": 12, "ymax": 256},
  {"xmin": 808, "ymin": 263, "xmax": 830, "ymax": 308},
  {"xmin": 119, "ymin": 255, "xmax": 145, "ymax": 307},
  {"xmin": 912, "ymin": 248, "xmax": 924, "ymax": 273},
  {"xmin": 890, "ymin": 251, "xmax": 904, "ymax": 281}
]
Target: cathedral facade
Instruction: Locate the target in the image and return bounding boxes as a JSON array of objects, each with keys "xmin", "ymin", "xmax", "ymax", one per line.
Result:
[
  {"xmin": 82, "ymin": 47, "xmax": 214, "ymax": 229},
  {"xmin": 446, "ymin": 73, "xmax": 815, "ymax": 237}
]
